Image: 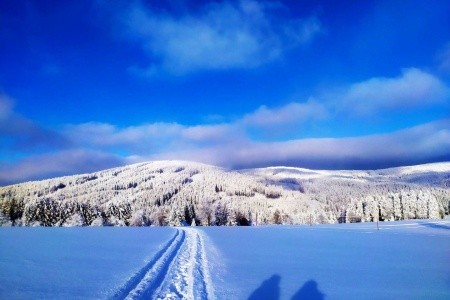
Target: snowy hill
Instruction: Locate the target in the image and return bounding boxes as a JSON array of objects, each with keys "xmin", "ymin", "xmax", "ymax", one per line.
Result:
[
  {"xmin": 1, "ymin": 161, "xmax": 449, "ymax": 226},
  {"xmin": 245, "ymin": 162, "xmax": 450, "ymax": 184}
]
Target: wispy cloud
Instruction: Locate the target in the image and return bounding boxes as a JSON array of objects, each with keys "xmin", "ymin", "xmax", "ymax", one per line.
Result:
[
  {"xmin": 65, "ymin": 122, "xmax": 183, "ymax": 150},
  {"xmin": 0, "ymin": 94, "xmax": 70, "ymax": 152},
  {"xmin": 337, "ymin": 68, "xmax": 448, "ymax": 115},
  {"xmin": 123, "ymin": 0, "xmax": 322, "ymax": 75},
  {"xmin": 181, "ymin": 124, "xmax": 240, "ymax": 144},
  {"xmin": 0, "ymin": 149, "xmax": 124, "ymax": 186},
  {"xmin": 241, "ymin": 100, "xmax": 327, "ymax": 127}
]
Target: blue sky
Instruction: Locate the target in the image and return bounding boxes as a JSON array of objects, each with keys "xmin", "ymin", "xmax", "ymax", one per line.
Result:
[{"xmin": 1, "ymin": 0, "xmax": 450, "ymax": 185}]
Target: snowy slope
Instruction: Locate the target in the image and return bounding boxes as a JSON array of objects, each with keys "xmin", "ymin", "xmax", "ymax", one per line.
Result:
[
  {"xmin": 1, "ymin": 161, "xmax": 449, "ymax": 227},
  {"xmin": 377, "ymin": 162, "xmax": 450, "ymax": 175}
]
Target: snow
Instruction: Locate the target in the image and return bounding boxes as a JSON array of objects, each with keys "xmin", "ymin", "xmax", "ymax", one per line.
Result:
[
  {"xmin": 247, "ymin": 161, "xmax": 450, "ymax": 181},
  {"xmin": 200, "ymin": 220, "xmax": 450, "ymax": 300},
  {"xmin": 120, "ymin": 228, "xmax": 213, "ymax": 300},
  {"xmin": 378, "ymin": 162, "xmax": 450, "ymax": 176},
  {"xmin": 0, "ymin": 227, "xmax": 175, "ymax": 299},
  {"xmin": 1, "ymin": 220, "xmax": 449, "ymax": 299}
]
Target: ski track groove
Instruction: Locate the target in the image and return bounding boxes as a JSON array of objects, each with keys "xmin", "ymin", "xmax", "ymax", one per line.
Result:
[
  {"xmin": 193, "ymin": 231, "xmax": 210, "ymax": 300},
  {"xmin": 110, "ymin": 228, "xmax": 184, "ymax": 300},
  {"xmin": 154, "ymin": 228, "xmax": 212, "ymax": 300},
  {"xmin": 112, "ymin": 228, "xmax": 213, "ymax": 300}
]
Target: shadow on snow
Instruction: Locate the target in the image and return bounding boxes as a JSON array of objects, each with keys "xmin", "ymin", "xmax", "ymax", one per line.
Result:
[
  {"xmin": 248, "ymin": 274, "xmax": 325, "ymax": 300},
  {"xmin": 291, "ymin": 280, "xmax": 325, "ymax": 300},
  {"xmin": 420, "ymin": 221, "xmax": 450, "ymax": 230}
]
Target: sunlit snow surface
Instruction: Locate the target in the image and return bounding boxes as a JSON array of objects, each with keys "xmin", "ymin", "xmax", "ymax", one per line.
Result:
[
  {"xmin": 0, "ymin": 220, "xmax": 449, "ymax": 299},
  {"xmin": 0, "ymin": 227, "xmax": 175, "ymax": 299},
  {"xmin": 201, "ymin": 220, "xmax": 450, "ymax": 300}
]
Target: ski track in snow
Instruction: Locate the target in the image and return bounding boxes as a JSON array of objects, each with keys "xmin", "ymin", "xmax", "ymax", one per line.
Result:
[{"xmin": 112, "ymin": 228, "xmax": 213, "ymax": 300}]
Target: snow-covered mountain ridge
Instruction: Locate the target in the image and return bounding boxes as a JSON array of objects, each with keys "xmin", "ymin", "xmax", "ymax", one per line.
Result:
[
  {"xmin": 1, "ymin": 161, "xmax": 449, "ymax": 226},
  {"xmin": 244, "ymin": 161, "xmax": 450, "ymax": 182}
]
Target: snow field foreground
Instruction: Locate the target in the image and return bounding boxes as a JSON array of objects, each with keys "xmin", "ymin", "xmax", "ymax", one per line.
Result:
[
  {"xmin": 201, "ymin": 219, "xmax": 450, "ymax": 300},
  {"xmin": 0, "ymin": 227, "xmax": 175, "ymax": 299},
  {"xmin": 0, "ymin": 227, "xmax": 214, "ymax": 300},
  {"xmin": 0, "ymin": 220, "xmax": 449, "ymax": 299}
]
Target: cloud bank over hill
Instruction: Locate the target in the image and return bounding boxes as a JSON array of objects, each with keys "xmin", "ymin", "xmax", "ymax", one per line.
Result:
[{"xmin": 1, "ymin": 67, "xmax": 449, "ymax": 185}]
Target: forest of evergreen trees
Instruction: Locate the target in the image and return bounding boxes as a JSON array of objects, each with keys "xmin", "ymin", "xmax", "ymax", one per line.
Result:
[{"xmin": 0, "ymin": 161, "xmax": 449, "ymax": 227}]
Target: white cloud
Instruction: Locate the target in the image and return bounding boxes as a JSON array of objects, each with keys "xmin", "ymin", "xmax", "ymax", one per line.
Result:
[
  {"xmin": 65, "ymin": 122, "xmax": 183, "ymax": 149},
  {"xmin": 241, "ymin": 100, "xmax": 327, "ymax": 127},
  {"xmin": 147, "ymin": 119, "xmax": 450, "ymax": 170},
  {"xmin": 4, "ymin": 118, "xmax": 449, "ymax": 185},
  {"xmin": 65, "ymin": 99, "xmax": 326, "ymax": 154},
  {"xmin": 124, "ymin": 0, "xmax": 321, "ymax": 75},
  {"xmin": 181, "ymin": 124, "xmax": 239, "ymax": 143},
  {"xmin": 340, "ymin": 68, "xmax": 448, "ymax": 115},
  {"xmin": 0, "ymin": 149, "xmax": 124, "ymax": 186},
  {"xmin": 62, "ymin": 108, "xmax": 450, "ymax": 172}
]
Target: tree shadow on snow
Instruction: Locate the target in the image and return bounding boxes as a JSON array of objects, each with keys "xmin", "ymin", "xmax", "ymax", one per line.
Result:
[
  {"xmin": 248, "ymin": 275, "xmax": 325, "ymax": 300},
  {"xmin": 248, "ymin": 274, "xmax": 281, "ymax": 300},
  {"xmin": 420, "ymin": 222, "xmax": 450, "ymax": 230},
  {"xmin": 291, "ymin": 280, "xmax": 325, "ymax": 300}
]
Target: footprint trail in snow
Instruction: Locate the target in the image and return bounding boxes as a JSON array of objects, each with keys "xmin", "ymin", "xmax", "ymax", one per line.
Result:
[{"xmin": 113, "ymin": 228, "xmax": 214, "ymax": 300}]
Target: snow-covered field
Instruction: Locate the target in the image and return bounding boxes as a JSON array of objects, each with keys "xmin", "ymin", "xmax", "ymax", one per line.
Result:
[
  {"xmin": 203, "ymin": 220, "xmax": 450, "ymax": 300},
  {"xmin": 1, "ymin": 219, "xmax": 449, "ymax": 299},
  {"xmin": 0, "ymin": 228, "xmax": 175, "ymax": 299}
]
